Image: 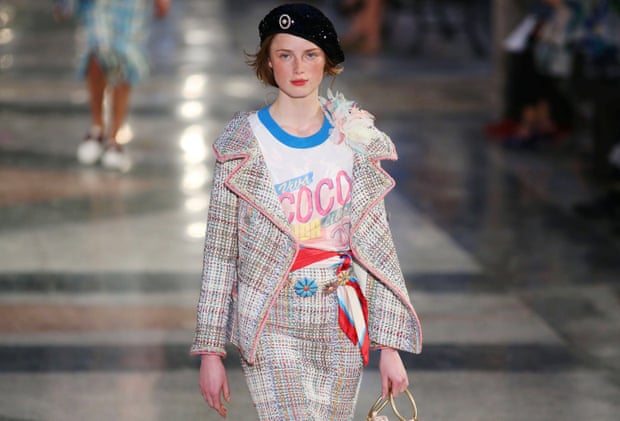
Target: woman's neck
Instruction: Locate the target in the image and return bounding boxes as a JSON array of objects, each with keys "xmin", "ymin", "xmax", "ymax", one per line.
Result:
[{"xmin": 269, "ymin": 94, "xmax": 324, "ymax": 137}]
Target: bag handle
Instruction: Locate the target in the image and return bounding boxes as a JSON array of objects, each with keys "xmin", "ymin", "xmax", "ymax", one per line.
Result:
[{"xmin": 367, "ymin": 388, "xmax": 419, "ymax": 421}]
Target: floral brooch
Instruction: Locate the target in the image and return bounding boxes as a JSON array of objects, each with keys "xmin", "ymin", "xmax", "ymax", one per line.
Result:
[
  {"xmin": 294, "ymin": 277, "xmax": 318, "ymax": 298},
  {"xmin": 320, "ymin": 89, "xmax": 386, "ymax": 153}
]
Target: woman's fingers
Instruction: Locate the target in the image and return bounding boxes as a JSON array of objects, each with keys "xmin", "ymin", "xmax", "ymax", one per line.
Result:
[
  {"xmin": 390, "ymin": 376, "xmax": 409, "ymax": 396},
  {"xmin": 201, "ymin": 388, "xmax": 227, "ymax": 418},
  {"xmin": 223, "ymin": 377, "xmax": 231, "ymax": 403},
  {"xmin": 211, "ymin": 395, "xmax": 227, "ymax": 418}
]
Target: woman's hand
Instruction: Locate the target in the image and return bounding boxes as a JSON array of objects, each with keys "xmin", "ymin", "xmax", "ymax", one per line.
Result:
[
  {"xmin": 378, "ymin": 348, "xmax": 409, "ymax": 398},
  {"xmin": 199, "ymin": 354, "xmax": 231, "ymax": 418}
]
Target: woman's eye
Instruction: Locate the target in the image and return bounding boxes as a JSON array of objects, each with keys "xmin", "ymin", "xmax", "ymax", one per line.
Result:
[{"xmin": 279, "ymin": 54, "xmax": 289, "ymax": 59}]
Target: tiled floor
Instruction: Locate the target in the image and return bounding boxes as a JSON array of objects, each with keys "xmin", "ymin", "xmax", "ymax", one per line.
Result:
[{"xmin": 1, "ymin": 1, "xmax": 619, "ymax": 420}]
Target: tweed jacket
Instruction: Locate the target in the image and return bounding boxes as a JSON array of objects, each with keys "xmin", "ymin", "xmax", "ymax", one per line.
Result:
[{"xmin": 191, "ymin": 110, "xmax": 422, "ymax": 364}]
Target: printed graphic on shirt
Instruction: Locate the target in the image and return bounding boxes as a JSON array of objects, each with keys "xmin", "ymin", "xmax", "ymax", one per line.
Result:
[
  {"xmin": 276, "ymin": 169, "xmax": 352, "ymax": 249},
  {"xmin": 250, "ymin": 109, "xmax": 354, "ymax": 251}
]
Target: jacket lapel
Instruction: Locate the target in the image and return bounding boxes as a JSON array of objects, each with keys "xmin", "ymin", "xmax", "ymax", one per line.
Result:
[
  {"xmin": 214, "ymin": 113, "xmax": 293, "ymax": 237},
  {"xmin": 350, "ymin": 131, "xmax": 398, "ymax": 236}
]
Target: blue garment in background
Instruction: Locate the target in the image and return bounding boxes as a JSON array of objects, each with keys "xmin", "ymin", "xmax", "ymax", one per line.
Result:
[{"xmin": 75, "ymin": 0, "xmax": 152, "ymax": 85}]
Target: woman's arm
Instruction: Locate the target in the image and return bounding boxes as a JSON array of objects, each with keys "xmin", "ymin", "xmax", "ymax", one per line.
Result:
[
  {"xmin": 378, "ymin": 347, "xmax": 409, "ymax": 398},
  {"xmin": 191, "ymin": 157, "xmax": 240, "ymax": 356}
]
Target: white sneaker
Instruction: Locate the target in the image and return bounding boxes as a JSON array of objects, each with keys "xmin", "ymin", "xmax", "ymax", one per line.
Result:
[
  {"xmin": 77, "ymin": 126, "xmax": 105, "ymax": 165},
  {"xmin": 101, "ymin": 147, "xmax": 133, "ymax": 172},
  {"xmin": 77, "ymin": 138, "xmax": 105, "ymax": 165}
]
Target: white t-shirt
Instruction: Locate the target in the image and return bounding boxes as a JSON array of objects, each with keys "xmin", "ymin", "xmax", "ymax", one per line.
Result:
[{"xmin": 249, "ymin": 106, "xmax": 354, "ymax": 251}]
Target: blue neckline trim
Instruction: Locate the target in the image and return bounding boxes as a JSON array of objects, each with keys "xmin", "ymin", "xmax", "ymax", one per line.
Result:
[{"xmin": 257, "ymin": 106, "xmax": 332, "ymax": 149}]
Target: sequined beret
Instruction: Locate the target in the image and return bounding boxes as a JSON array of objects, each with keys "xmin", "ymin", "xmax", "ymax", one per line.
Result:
[{"xmin": 258, "ymin": 3, "xmax": 345, "ymax": 65}]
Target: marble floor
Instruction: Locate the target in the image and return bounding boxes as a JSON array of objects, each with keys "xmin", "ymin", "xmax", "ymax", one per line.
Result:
[{"xmin": 1, "ymin": 1, "xmax": 619, "ymax": 420}]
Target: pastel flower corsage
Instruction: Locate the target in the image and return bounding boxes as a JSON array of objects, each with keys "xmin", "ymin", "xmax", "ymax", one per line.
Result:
[{"xmin": 320, "ymin": 89, "xmax": 385, "ymax": 153}]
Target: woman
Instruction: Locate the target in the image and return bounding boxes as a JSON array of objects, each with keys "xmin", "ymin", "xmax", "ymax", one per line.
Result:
[
  {"xmin": 61, "ymin": 0, "xmax": 170, "ymax": 171},
  {"xmin": 191, "ymin": 3, "xmax": 422, "ymax": 420}
]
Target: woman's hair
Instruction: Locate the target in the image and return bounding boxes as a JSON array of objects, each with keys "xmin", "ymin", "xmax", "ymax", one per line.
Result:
[{"xmin": 245, "ymin": 35, "xmax": 343, "ymax": 87}]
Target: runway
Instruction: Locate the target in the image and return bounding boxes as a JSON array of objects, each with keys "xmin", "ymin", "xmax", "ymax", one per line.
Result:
[{"xmin": 1, "ymin": 1, "xmax": 619, "ymax": 420}]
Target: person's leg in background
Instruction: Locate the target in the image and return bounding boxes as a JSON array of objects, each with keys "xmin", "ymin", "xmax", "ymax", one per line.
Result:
[
  {"xmin": 485, "ymin": 50, "xmax": 527, "ymax": 139},
  {"xmin": 79, "ymin": 51, "xmax": 134, "ymax": 171},
  {"xmin": 99, "ymin": 78, "xmax": 133, "ymax": 171},
  {"xmin": 86, "ymin": 55, "xmax": 106, "ymax": 133},
  {"xmin": 77, "ymin": 54, "xmax": 107, "ymax": 165},
  {"xmin": 110, "ymin": 81, "xmax": 131, "ymax": 149}
]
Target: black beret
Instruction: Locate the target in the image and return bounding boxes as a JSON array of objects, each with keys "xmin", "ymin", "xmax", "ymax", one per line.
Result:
[{"xmin": 258, "ymin": 3, "xmax": 345, "ymax": 65}]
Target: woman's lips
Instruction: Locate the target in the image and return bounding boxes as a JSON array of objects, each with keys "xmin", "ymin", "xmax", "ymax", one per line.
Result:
[{"xmin": 291, "ymin": 79, "xmax": 307, "ymax": 86}]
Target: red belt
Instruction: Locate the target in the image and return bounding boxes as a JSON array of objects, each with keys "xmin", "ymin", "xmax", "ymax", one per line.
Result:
[{"xmin": 290, "ymin": 247, "xmax": 343, "ymax": 272}]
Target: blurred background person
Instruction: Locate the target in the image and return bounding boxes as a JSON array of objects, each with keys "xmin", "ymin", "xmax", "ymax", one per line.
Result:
[
  {"xmin": 338, "ymin": 0, "xmax": 489, "ymax": 57},
  {"xmin": 485, "ymin": 0, "xmax": 574, "ymax": 148},
  {"xmin": 54, "ymin": 0, "xmax": 170, "ymax": 172},
  {"xmin": 339, "ymin": 0, "xmax": 385, "ymax": 54}
]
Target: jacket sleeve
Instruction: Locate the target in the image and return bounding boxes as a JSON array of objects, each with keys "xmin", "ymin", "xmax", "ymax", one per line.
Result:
[
  {"xmin": 191, "ymin": 157, "xmax": 239, "ymax": 356},
  {"xmin": 363, "ymin": 198, "xmax": 423, "ymax": 355}
]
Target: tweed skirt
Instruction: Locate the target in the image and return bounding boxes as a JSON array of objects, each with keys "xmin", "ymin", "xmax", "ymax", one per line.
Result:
[{"xmin": 241, "ymin": 265, "xmax": 364, "ymax": 421}]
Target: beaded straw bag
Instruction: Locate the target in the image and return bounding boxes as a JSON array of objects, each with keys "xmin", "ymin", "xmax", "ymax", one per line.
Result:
[{"xmin": 366, "ymin": 389, "xmax": 419, "ymax": 421}]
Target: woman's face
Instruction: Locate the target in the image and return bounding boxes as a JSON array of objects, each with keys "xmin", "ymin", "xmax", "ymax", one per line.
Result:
[{"xmin": 268, "ymin": 33, "xmax": 326, "ymax": 99}]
